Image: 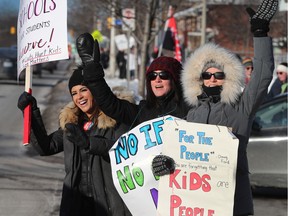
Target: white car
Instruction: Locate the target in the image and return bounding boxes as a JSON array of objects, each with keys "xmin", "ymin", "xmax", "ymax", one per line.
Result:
[{"xmin": 248, "ymin": 93, "xmax": 287, "ymax": 189}]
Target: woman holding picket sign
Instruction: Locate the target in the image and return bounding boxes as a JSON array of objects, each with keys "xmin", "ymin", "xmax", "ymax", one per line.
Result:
[
  {"xmin": 179, "ymin": 0, "xmax": 277, "ymax": 215},
  {"xmin": 17, "ymin": 66, "xmax": 132, "ymax": 216}
]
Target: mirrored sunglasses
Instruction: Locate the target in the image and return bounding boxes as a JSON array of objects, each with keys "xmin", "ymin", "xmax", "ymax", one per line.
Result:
[
  {"xmin": 147, "ymin": 71, "xmax": 170, "ymax": 81},
  {"xmin": 201, "ymin": 72, "xmax": 225, "ymax": 80}
]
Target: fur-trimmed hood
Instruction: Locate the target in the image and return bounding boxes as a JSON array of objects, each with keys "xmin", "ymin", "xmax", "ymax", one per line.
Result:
[
  {"xmin": 181, "ymin": 43, "xmax": 245, "ymax": 106},
  {"xmin": 59, "ymin": 101, "xmax": 117, "ymax": 130}
]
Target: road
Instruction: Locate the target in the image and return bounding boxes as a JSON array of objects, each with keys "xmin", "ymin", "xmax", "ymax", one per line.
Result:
[
  {"xmin": 0, "ymin": 60, "xmax": 71, "ymax": 216},
  {"xmin": 0, "ymin": 60, "xmax": 286, "ymax": 215}
]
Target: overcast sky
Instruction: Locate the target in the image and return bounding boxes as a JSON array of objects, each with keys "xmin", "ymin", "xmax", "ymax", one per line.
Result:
[{"xmin": 0, "ymin": 0, "xmax": 19, "ymax": 16}]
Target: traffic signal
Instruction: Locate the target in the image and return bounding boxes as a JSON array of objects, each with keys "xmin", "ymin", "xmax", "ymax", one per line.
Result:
[
  {"xmin": 107, "ymin": 17, "xmax": 112, "ymax": 29},
  {"xmin": 10, "ymin": 26, "xmax": 16, "ymax": 35}
]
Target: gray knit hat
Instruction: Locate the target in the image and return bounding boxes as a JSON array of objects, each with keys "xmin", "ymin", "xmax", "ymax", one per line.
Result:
[{"xmin": 202, "ymin": 60, "xmax": 224, "ymax": 72}]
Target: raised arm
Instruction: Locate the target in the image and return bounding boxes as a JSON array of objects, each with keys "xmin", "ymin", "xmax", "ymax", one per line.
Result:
[{"xmin": 76, "ymin": 33, "xmax": 139, "ymax": 125}]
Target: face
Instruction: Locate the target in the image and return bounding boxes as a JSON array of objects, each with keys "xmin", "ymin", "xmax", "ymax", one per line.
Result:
[
  {"xmin": 202, "ymin": 67, "xmax": 225, "ymax": 87},
  {"xmin": 71, "ymin": 85, "xmax": 96, "ymax": 118},
  {"xmin": 149, "ymin": 70, "xmax": 172, "ymax": 97},
  {"xmin": 277, "ymin": 71, "xmax": 287, "ymax": 83},
  {"xmin": 245, "ymin": 66, "xmax": 253, "ymax": 80}
]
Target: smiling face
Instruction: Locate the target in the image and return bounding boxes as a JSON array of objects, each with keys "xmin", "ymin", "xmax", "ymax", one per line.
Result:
[
  {"xmin": 71, "ymin": 85, "xmax": 96, "ymax": 118},
  {"xmin": 203, "ymin": 67, "xmax": 225, "ymax": 87},
  {"xmin": 150, "ymin": 70, "xmax": 172, "ymax": 97}
]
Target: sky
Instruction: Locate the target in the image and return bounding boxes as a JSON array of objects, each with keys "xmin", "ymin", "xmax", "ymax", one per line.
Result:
[{"xmin": 0, "ymin": 0, "xmax": 19, "ymax": 17}]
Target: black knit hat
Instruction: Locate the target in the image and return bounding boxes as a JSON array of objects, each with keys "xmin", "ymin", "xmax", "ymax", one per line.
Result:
[{"xmin": 68, "ymin": 68, "xmax": 84, "ymax": 93}]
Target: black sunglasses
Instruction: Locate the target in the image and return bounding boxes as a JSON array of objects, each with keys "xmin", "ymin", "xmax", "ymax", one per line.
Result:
[
  {"xmin": 201, "ymin": 72, "xmax": 225, "ymax": 80},
  {"xmin": 147, "ymin": 71, "xmax": 170, "ymax": 81}
]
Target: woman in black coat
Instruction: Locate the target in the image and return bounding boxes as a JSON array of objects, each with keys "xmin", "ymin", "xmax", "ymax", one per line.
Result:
[
  {"xmin": 76, "ymin": 34, "xmax": 189, "ymax": 129},
  {"xmin": 17, "ymin": 66, "xmax": 132, "ymax": 216}
]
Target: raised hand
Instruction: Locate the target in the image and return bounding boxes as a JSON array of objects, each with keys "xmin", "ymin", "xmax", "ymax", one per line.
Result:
[
  {"xmin": 246, "ymin": 0, "xmax": 278, "ymax": 37},
  {"xmin": 76, "ymin": 33, "xmax": 104, "ymax": 81},
  {"xmin": 76, "ymin": 33, "xmax": 101, "ymax": 65}
]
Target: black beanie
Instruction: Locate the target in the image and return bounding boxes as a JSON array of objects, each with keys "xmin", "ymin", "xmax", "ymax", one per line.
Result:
[{"xmin": 68, "ymin": 68, "xmax": 84, "ymax": 93}]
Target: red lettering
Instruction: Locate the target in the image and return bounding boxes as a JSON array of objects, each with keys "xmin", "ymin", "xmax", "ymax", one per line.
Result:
[
  {"xmin": 189, "ymin": 172, "xmax": 202, "ymax": 190},
  {"xmin": 208, "ymin": 210, "xmax": 215, "ymax": 216},
  {"xmin": 169, "ymin": 169, "xmax": 211, "ymax": 192},
  {"xmin": 170, "ymin": 169, "xmax": 181, "ymax": 188},
  {"xmin": 170, "ymin": 195, "xmax": 182, "ymax": 216},
  {"xmin": 170, "ymin": 195, "xmax": 214, "ymax": 216},
  {"xmin": 202, "ymin": 174, "xmax": 211, "ymax": 192}
]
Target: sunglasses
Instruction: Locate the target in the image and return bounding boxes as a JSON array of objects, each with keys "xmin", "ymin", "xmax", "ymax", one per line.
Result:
[
  {"xmin": 201, "ymin": 72, "xmax": 225, "ymax": 80},
  {"xmin": 277, "ymin": 71, "xmax": 285, "ymax": 75},
  {"xmin": 147, "ymin": 71, "xmax": 170, "ymax": 81}
]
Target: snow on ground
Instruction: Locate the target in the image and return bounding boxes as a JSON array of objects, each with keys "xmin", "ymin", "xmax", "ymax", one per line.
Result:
[{"xmin": 106, "ymin": 77, "xmax": 143, "ymax": 104}]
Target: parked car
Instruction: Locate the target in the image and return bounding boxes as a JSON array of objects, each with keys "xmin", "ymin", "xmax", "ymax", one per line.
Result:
[
  {"xmin": 0, "ymin": 45, "xmax": 58, "ymax": 80},
  {"xmin": 33, "ymin": 61, "xmax": 58, "ymax": 77},
  {"xmin": 248, "ymin": 93, "xmax": 287, "ymax": 189},
  {"xmin": 0, "ymin": 46, "xmax": 17, "ymax": 80}
]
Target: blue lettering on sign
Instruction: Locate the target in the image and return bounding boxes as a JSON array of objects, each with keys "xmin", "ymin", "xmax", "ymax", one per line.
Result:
[
  {"xmin": 180, "ymin": 145, "xmax": 210, "ymax": 162},
  {"xmin": 140, "ymin": 120, "xmax": 164, "ymax": 150},
  {"xmin": 197, "ymin": 132, "xmax": 213, "ymax": 145},
  {"xmin": 179, "ymin": 130, "xmax": 195, "ymax": 143},
  {"xmin": 114, "ymin": 119, "xmax": 165, "ymax": 165},
  {"xmin": 114, "ymin": 133, "xmax": 138, "ymax": 164}
]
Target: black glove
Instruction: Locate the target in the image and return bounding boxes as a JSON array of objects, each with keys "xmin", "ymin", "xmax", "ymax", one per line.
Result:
[
  {"xmin": 76, "ymin": 33, "xmax": 104, "ymax": 81},
  {"xmin": 65, "ymin": 123, "xmax": 89, "ymax": 149},
  {"xmin": 17, "ymin": 91, "xmax": 38, "ymax": 111},
  {"xmin": 152, "ymin": 155, "xmax": 175, "ymax": 176},
  {"xmin": 246, "ymin": 0, "xmax": 278, "ymax": 37}
]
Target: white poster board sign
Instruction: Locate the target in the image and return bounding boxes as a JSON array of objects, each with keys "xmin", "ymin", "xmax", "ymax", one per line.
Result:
[
  {"xmin": 157, "ymin": 120, "xmax": 239, "ymax": 216},
  {"xmin": 115, "ymin": 34, "xmax": 135, "ymax": 51},
  {"xmin": 109, "ymin": 116, "xmax": 176, "ymax": 215},
  {"xmin": 17, "ymin": 0, "xmax": 69, "ymax": 75},
  {"xmin": 109, "ymin": 116, "xmax": 239, "ymax": 216}
]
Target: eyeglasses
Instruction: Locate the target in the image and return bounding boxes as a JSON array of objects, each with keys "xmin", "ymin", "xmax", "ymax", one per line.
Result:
[
  {"xmin": 201, "ymin": 72, "xmax": 225, "ymax": 80},
  {"xmin": 147, "ymin": 71, "xmax": 170, "ymax": 81}
]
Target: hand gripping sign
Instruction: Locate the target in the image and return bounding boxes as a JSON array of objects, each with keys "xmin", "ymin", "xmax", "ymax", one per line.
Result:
[
  {"xmin": 109, "ymin": 116, "xmax": 238, "ymax": 216},
  {"xmin": 17, "ymin": 0, "xmax": 68, "ymax": 145}
]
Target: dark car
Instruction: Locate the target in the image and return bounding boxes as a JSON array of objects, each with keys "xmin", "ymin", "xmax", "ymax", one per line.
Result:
[
  {"xmin": 248, "ymin": 93, "xmax": 287, "ymax": 189},
  {"xmin": 0, "ymin": 46, "xmax": 17, "ymax": 80},
  {"xmin": 0, "ymin": 46, "xmax": 58, "ymax": 80},
  {"xmin": 33, "ymin": 61, "xmax": 58, "ymax": 77}
]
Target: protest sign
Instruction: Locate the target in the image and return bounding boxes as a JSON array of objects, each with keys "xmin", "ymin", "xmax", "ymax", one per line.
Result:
[
  {"xmin": 17, "ymin": 0, "xmax": 68, "ymax": 145},
  {"xmin": 17, "ymin": 0, "xmax": 69, "ymax": 76},
  {"xmin": 109, "ymin": 116, "xmax": 176, "ymax": 215},
  {"xmin": 109, "ymin": 116, "xmax": 238, "ymax": 215},
  {"xmin": 157, "ymin": 119, "xmax": 239, "ymax": 216}
]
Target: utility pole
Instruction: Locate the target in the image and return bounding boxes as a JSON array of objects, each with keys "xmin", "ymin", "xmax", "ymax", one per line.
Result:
[
  {"xmin": 109, "ymin": 0, "xmax": 116, "ymax": 77},
  {"xmin": 201, "ymin": 0, "xmax": 207, "ymax": 45}
]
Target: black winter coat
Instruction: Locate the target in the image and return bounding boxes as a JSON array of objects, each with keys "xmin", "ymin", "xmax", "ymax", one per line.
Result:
[{"xmin": 30, "ymin": 102, "xmax": 132, "ymax": 216}]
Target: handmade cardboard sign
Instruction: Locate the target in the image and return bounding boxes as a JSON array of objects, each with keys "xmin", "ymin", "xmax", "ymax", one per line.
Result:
[
  {"xmin": 109, "ymin": 116, "xmax": 239, "ymax": 216},
  {"xmin": 157, "ymin": 119, "xmax": 239, "ymax": 216}
]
